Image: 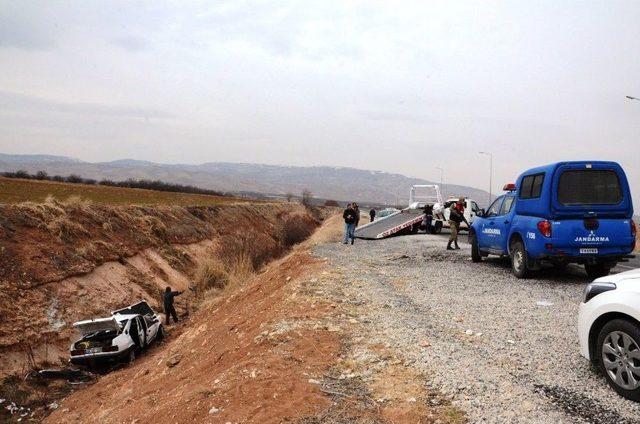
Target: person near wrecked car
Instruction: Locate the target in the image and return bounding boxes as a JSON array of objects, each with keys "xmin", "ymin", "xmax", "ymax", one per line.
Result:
[
  {"xmin": 369, "ymin": 208, "xmax": 376, "ymax": 222},
  {"xmin": 343, "ymin": 203, "xmax": 358, "ymax": 245},
  {"xmin": 447, "ymin": 197, "xmax": 468, "ymax": 251},
  {"xmin": 164, "ymin": 286, "xmax": 183, "ymax": 325}
]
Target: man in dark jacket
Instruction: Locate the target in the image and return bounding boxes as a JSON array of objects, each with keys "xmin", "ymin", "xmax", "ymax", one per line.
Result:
[
  {"xmin": 422, "ymin": 204, "xmax": 433, "ymax": 234},
  {"xmin": 163, "ymin": 286, "xmax": 183, "ymax": 325},
  {"xmin": 369, "ymin": 208, "xmax": 376, "ymax": 222},
  {"xmin": 353, "ymin": 203, "xmax": 360, "ymax": 226},
  {"xmin": 343, "ymin": 203, "xmax": 357, "ymax": 245}
]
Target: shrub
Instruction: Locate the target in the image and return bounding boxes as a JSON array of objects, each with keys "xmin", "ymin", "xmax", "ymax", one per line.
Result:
[
  {"xmin": 301, "ymin": 189, "xmax": 313, "ymax": 207},
  {"xmin": 280, "ymin": 214, "xmax": 315, "ymax": 246},
  {"xmin": 194, "ymin": 260, "xmax": 229, "ymax": 296},
  {"xmin": 46, "ymin": 216, "xmax": 90, "ymax": 242}
]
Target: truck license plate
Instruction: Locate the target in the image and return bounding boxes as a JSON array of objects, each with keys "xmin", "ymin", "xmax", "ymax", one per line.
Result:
[
  {"xmin": 86, "ymin": 347, "xmax": 102, "ymax": 354},
  {"xmin": 580, "ymin": 248, "xmax": 598, "ymax": 254}
]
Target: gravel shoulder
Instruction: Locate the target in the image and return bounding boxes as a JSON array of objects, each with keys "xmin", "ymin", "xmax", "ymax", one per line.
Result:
[{"xmin": 312, "ymin": 233, "xmax": 640, "ymax": 423}]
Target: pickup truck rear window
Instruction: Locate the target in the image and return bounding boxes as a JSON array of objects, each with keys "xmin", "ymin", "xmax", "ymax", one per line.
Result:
[{"xmin": 557, "ymin": 170, "xmax": 622, "ymax": 205}]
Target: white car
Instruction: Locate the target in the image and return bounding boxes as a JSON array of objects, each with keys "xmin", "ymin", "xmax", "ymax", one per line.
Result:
[
  {"xmin": 70, "ymin": 301, "xmax": 164, "ymax": 366},
  {"xmin": 578, "ymin": 268, "xmax": 640, "ymax": 401}
]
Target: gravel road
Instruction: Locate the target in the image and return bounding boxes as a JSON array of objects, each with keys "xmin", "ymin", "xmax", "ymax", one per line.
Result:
[{"xmin": 313, "ymin": 234, "xmax": 640, "ymax": 423}]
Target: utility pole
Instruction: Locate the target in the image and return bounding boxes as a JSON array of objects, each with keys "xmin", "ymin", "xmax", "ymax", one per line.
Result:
[
  {"xmin": 479, "ymin": 151, "xmax": 493, "ymax": 205},
  {"xmin": 435, "ymin": 166, "xmax": 444, "ymax": 187}
]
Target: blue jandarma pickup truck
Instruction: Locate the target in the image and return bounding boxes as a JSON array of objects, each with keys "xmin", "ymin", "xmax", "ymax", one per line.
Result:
[{"xmin": 470, "ymin": 161, "xmax": 636, "ymax": 278}]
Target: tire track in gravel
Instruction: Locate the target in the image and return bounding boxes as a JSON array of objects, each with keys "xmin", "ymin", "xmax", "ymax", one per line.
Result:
[{"xmin": 313, "ymin": 234, "xmax": 640, "ymax": 424}]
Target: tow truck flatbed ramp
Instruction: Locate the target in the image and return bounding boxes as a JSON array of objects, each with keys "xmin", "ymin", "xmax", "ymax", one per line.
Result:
[{"xmin": 355, "ymin": 209, "xmax": 424, "ymax": 239}]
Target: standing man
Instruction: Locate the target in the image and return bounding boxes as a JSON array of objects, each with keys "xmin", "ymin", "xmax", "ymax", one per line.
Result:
[
  {"xmin": 369, "ymin": 208, "xmax": 376, "ymax": 222},
  {"xmin": 422, "ymin": 204, "xmax": 433, "ymax": 234},
  {"xmin": 343, "ymin": 203, "xmax": 358, "ymax": 245},
  {"xmin": 164, "ymin": 286, "xmax": 183, "ymax": 325},
  {"xmin": 353, "ymin": 203, "xmax": 360, "ymax": 226},
  {"xmin": 447, "ymin": 197, "xmax": 469, "ymax": 250}
]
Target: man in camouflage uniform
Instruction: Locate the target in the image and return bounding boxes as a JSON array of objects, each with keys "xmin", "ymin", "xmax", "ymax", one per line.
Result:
[{"xmin": 447, "ymin": 197, "xmax": 469, "ymax": 250}]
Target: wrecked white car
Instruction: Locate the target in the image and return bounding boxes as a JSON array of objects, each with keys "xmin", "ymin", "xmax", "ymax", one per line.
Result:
[{"xmin": 70, "ymin": 301, "xmax": 164, "ymax": 366}]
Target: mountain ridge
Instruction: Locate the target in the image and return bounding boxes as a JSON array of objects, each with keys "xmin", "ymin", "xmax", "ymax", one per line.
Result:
[{"xmin": 0, "ymin": 153, "xmax": 492, "ymax": 206}]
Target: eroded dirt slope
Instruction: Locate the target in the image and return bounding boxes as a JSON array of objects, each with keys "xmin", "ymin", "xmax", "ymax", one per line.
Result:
[
  {"xmin": 0, "ymin": 198, "xmax": 320, "ymax": 377},
  {"xmin": 46, "ymin": 215, "xmax": 461, "ymax": 424}
]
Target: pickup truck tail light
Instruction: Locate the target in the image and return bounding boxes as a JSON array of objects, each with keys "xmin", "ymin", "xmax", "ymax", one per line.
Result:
[{"xmin": 537, "ymin": 220, "xmax": 552, "ymax": 238}]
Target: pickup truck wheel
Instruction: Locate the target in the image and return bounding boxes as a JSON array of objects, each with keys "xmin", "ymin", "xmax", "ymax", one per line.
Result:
[
  {"xmin": 471, "ymin": 233, "xmax": 482, "ymax": 263},
  {"xmin": 510, "ymin": 240, "xmax": 529, "ymax": 278},
  {"xmin": 597, "ymin": 319, "xmax": 640, "ymax": 401},
  {"xmin": 585, "ymin": 263, "xmax": 611, "ymax": 279}
]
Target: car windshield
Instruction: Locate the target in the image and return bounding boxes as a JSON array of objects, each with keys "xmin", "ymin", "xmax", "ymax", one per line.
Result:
[{"xmin": 557, "ymin": 170, "xmax": 622, "ymax": 205}]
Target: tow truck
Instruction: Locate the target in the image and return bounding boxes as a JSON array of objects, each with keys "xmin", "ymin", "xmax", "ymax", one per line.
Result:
[{"xmin": 356, "ymin": 185, "xmax": 481, "ymax": 239}]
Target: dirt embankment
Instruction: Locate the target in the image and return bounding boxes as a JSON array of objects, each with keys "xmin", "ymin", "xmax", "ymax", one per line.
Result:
[
  {"xmin": 0, "ymin": 198, "xmax": 322, "ymax": 378},
  {"xmin": 45, "ymin": 215, "xmax": 460, "ymax": 424}
]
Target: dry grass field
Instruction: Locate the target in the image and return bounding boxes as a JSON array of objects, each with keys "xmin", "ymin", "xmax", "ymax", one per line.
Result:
[{"xmin": 0, "ymin": 177, "xmax": 252, "ymax": 206}]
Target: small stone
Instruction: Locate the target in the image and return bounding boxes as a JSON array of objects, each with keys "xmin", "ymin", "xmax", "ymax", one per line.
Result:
[
  {"xmin": 209, "ymin": 407, "xmax": 220, "ymax": 414},
  {"xmin": 48, "ymin": 402, "xmax": 59, "ymax": 410},
  {"xmin": 166, "ymin": 354, "xmax": 182, "ymax": 367},
  {"xmin": 308, "ymin": 378, "xmax": 321, "ymax": 385},
  {"xmin": 465, "ymin": 329, "xmax": 473, "ymax": 335},
  {"xmin": 406, "ymin": 397, "xmax": 417, "ymax": 403},
  {"xmin": 506, "ymin": 339, "xmax": 515, "ymax": 345},
  {"xmin": 419, "ymin": 340, "xmax": 430, "ymax": 347},
  {"xmin": 475, "ymin": 332, "xmax": 483, "ymax": 337},
  {"xmin": 286, "ymin": 276, "xmax": 292, "ymax": 281}
]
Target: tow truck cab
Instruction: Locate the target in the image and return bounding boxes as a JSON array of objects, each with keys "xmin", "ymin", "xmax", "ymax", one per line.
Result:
[{"xmin": 470, "ymin": 161, "xmax": 636, "ymax": 278}]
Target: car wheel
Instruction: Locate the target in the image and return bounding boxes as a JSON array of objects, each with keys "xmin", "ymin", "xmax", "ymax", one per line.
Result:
[
  {"xmin": 585, "ymin": 263, "xmax": 611, "ymax": 279},
  {"xmin": 471, "ymin": 233, "xmax": 482, "ymax": 263},
  {"xmin": 128, "ymin": 349, "xmax": 136, "ymax": 364},
  {"xmin": 597, "ymin": 319, "xmax": 640, "ymax": 401},
  {"xmin": 510, "ymin": 240, "xmax": 529, "ymax": 278}
]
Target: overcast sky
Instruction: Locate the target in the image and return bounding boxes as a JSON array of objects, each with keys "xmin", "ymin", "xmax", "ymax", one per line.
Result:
[{"xmin": 1, "ymin": 1, "xmax": 639, "ymax": 200}]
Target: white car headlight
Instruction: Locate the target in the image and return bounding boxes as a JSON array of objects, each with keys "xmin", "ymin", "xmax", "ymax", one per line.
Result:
[{"xmin": 583, "ymin": 282, "xmax": 616, "ymax": 303}]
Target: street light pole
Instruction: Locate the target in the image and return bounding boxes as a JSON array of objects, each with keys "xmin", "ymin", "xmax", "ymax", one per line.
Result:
[
  {"xmin": 479, "ymin": 151, "xmax": 493, "ymax": 205},
  {"xmin": 435, "ymin": 166, "xmax": 444, "ymax": 187}
]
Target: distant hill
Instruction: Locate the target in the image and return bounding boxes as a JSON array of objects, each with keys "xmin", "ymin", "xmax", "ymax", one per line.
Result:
[{"xmin": 0, "ymin": 153, "xmax": 492, "ymax": 206}]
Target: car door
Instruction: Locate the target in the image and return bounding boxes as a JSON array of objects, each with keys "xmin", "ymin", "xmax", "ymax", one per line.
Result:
[
  {"xmin": 135, "ymin": 316, "xmax": 147, "ymax": 348},
  {"xmin": 468, "ymin": 201, "xmax": 481, "ymax": 225},
  {"xmin": 478, "ymin": 196, "xmax": 504, "ymax": 250},
  {"xmin": 493, "ymin": 195, "xmax": 515, "ymax": 252}
]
